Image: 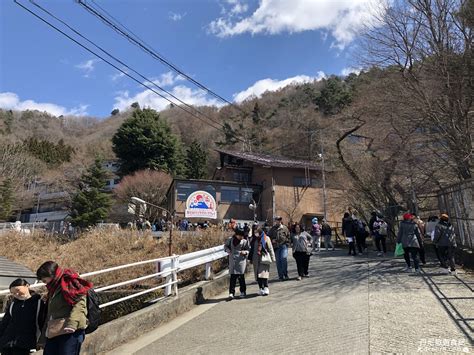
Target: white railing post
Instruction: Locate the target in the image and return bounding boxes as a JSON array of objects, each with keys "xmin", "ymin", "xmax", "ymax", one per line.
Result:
[
  {"xmin": 172, "ymin": 255, "xmax": 179, "ymax": 296},
  {"xmin": 205, "ymin": 262, "xmax": 212, "ymax": 280}
]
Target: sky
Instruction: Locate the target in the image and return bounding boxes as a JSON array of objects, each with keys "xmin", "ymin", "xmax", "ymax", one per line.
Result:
[{"xmin": 0, "ymin": 0, "xmax": 380, "ymax": 118}]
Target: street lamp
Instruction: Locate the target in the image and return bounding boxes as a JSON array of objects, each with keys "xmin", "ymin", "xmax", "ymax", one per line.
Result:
[
  {"xmin": 130, "ymin": 196, "xmax": 174, "ymax": 256},
  {"xmin": 249, "ymin": 199, "xmax": 257, "ymax": 223},
  {"xmin": 318, "ymin": 152, "xmax": 328, "ymax": 221}
]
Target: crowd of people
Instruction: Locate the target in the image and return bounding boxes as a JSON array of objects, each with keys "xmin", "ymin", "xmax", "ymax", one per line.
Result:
[{"xmin": 224, "ymin": 210, "xmax": 459, "ymax": 298}]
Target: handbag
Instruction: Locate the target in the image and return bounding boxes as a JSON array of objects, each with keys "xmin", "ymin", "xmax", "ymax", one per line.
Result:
[
  {"xmin": 394, "ymin": 243, "xmax": 404, "ymax": 257},
  {"xmin": 260, "ymin": 251, "xmax": 272, "ymax": 265},
  {"xmin": 46, "ymin": 318, "xmax": 69, "ymax": 339}
]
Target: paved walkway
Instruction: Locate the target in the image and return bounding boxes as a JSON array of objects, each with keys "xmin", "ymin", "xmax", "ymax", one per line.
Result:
[{"xmin": 110, "ymin": 250, "xmax": 473, "ymax": 354}]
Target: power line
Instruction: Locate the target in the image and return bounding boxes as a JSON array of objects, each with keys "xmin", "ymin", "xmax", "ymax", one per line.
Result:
[
  {"xmin": 77, "ymin": 0, "xmax": 247, "ymax": 115},
  {"xmin": 26, "ymin": 0, "xmax": 230, "ymax": 134},
  {"xmin": 16, "ymin": 0, "xmax": 246, "ymax": 144}
]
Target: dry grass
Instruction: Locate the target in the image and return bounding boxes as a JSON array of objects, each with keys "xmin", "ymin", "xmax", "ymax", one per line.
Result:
[{"xmin": 0, "ymin": 227, "xmax": 230, "ymax": 287}]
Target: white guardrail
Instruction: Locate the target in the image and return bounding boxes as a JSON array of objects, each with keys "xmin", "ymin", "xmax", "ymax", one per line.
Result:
[{"xmin": 0, "ymin": 245, "xmax": 228, "ymax": 318}]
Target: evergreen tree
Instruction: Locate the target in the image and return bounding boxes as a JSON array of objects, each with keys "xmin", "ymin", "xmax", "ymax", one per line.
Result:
[
  {"xmin": 70, "ymin": 159, "xmax": 111, "ymax": 229},
  {"xmin": 315, "ymin": 77, "xmax": 353, "ymax": 115},
  {"xmin": 112, "ymin": 108, "xmax": 185, "ymax": 176},
  {"xmin": 185, "ymin": 140, "xmax": 208, "ymax": 179},
  {"xmin": 0, "ymin": 179, "xmax": 14, "ymax": 221}
]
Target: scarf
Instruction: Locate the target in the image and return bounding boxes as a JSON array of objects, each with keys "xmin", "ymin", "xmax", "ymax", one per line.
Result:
[{"xmin": 46, "ymin": 267, "xmax": 93, "ymax": 306}]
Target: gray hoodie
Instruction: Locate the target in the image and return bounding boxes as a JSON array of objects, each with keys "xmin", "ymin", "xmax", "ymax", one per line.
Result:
[{"xmin": 397, "ymin": 220, "xmax": 421, "ymax": 248}]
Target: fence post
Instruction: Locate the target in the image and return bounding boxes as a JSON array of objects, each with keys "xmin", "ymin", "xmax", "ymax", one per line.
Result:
[
  {"xmin": 171, "ymin": 255, "xmax": 179, "ymax": 296},
  {"xmin": 161, "ymin": 259, "xmax": 172, "ymax": 297},
  {"xmin": 205, "ymin": 262, "xmax": 212, "ymax": 280}
]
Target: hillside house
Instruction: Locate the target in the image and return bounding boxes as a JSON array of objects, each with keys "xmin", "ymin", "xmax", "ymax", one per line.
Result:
[{"xmin": 167, "ymin": 149, "xmax": 344, "ymax": 226}]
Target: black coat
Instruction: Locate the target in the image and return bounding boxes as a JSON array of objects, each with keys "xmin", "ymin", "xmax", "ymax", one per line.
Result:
[
  {"xmin": 342, "ymin": 217, "xmax": 355, "ymax": 237},
  {"xmin": 0, "ymin": 293, "xmax": 47, "ymax": 351}
]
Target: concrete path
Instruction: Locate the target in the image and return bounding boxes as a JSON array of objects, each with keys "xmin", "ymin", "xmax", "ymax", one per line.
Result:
[{"xmin": 109, "ymin": 250, "xmax": 473, "ymax": 354}]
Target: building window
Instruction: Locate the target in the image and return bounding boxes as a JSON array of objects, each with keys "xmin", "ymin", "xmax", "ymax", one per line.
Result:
[
  {"xmin": 240, "ymin": 188, "xmax": 254, "ymax": 203},
  {"xmin": 232, "ymin": 171, "xmax": 251, "ymax": 183},
  {"xmin": 293, "ymin": 176, "xmax": 320, "ymax": 187},
  {"xmin": 221, "ymin": 186, "xmax": 241, "ymax": 203},
  {"xmin": 177, "ymin": 183, "xmax": 198, "ymax": 201},
  {"xmin": 293, "ymin": 176, "xmax": 310, "ymax": 187}
]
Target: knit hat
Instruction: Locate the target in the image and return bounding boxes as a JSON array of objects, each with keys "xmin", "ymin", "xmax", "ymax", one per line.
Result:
[
  {"xmin": 312, "ymin": 217, "xmax": 318, "ymax": 224},
  {"xmin": 403, "ymin": 213, "xmax": 412, "ymax": 220}
]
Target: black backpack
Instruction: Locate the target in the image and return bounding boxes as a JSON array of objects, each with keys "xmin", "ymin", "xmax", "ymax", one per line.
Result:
[{"xmin": 85, "ymin": 289, "xmax": 101, "ymax": 334}]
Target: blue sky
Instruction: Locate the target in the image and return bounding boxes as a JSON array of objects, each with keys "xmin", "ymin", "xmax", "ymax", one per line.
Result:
[{"xmin": 0, "ymin": 0, "xmax": 377, "ymax": 118}]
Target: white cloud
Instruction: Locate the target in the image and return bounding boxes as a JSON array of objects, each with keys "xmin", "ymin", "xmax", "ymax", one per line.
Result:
[
  {"xmin": 340, "ymin": 67, "xmax": 362, "ymax": 76},
  {"xmin": 233, "ymin": 71, "xmax": 326, "ymax": 103},
  {"xmin": 111, "ymin": 72, "xmax": 126, "ymax": 81},
  {"xmin": 169, "ymin": 12, "xmax": 186, "ymax": 21},
  {"xmin": 75, "ymin": 59, "xmax": 98, "ymax": 78},
  {"xmin": 151, "ymin": 72, "xmax": 186, "ymax": 87},
  {"xmin": 113, "ymin": 85, "xmax": 221, "ymax": 112},
  {"xmin": 0, "ymin": 92, "xmax": 88, "ymax": 116},
  {"xmin": 209, "ymin": 0, "xmax": 386, "ymax": 49}
]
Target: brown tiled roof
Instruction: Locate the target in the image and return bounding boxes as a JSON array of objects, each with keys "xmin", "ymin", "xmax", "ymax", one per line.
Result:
[{"xmin": 216, "ymin": 149, "xmax": 321, "ymax": 170}]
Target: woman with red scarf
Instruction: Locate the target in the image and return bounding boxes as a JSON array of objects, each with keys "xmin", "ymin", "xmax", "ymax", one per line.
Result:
[{"xmin": 36, "ymin": 261, "xmax": 92, "ymax": 355}]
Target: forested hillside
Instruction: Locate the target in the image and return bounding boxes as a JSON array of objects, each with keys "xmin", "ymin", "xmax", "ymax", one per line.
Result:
[{"xmin": 0, "ymin": 0, "xmax": 472, "ymax": 225}]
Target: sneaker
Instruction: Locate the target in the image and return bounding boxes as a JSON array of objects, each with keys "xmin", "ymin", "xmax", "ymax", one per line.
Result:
[
  {"xmin": 450, "ymin": 270, "xmax": 457, "ymax": 275},
  {"xmin": 239, "ymin": 292, "xmax": 246, "ymax": 298},
  {"xmin": 296, "ymin": 276, "xmax": 302, "ymax": 281},
  {"xmin": 441, "ymin": 268, "xmax": 450, "ymax": 274},
  {"xmin": 404, "ymin": 266, "xmax": 413, "ymax": 272},
  {"xmin": 258, "ymin": 289, "xmax": 264, "ymax": 296},
  {"xmin": 263, "ymin": 287, "xmax": 270, "ymax": 295},
  {"xmin": 377, "ymin": 252, "xmax": 382, "ymax": 257},
  {"xmin": 228, "ymin": 293, "xmax": 234, "ymax": 299},
  {"xmin": 358, "ymin": 252, "xmax": 363, "ymax": 256},
  {"xmin": 284, "ymin": 275, "xmax": 290, "ymax": 280},
  {"xmin": 279, "ymin": 277, "xmax": 284, "ymax": 281},
  {"xmin": 415, "ymin": 269, "xmax": 421, "ymax": 274},
  {"xmin": 303, "ymin": 274, "xmax": 309, "ymax": 278}
]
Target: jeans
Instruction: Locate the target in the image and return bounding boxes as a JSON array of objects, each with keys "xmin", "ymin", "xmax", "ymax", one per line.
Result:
[
  {"xmin": 312, "ymin": 236, "xmax": 321, "ymax": 251},
  {"xmin": 323, "ymin": 235, "xmax": 334, "ymax": 250},
  {"xmin": 438, "ymin": 246, "xmax": 456, "ymax": 271},
  {"xmin": 293, "ymin": 251, "xmax": 310, "ymax": 276},
  {"xmin": 374, "ymin": 234, "xmax": 387, "ymax": 253},
  {"xmin": 403, "ymin": 247, "xmax": 420, "ymax": 270},
  {"xmin": 419, "ymin": 243, "xmax": 426, "ymax": 264},
  {"xmin": 44, "ymin": 329, "xmax": 85, "ymax": 355},
  {"xmin": 229, "ymin": 274, "xmax": 246, "ymax": 295},
  {"xmin": 356, "ymin": 234, "xmax": 367, "ymax": 253},
  {"xmin": 275, "ymin": 244, "xmax": 289, "ymax": 279},
  {"xmin": 257, "ymin": 278, "xmax": 269, "ymax": 289}
]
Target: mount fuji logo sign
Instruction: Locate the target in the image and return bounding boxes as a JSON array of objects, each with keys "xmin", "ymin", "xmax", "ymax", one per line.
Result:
[{"xmin": 185, "ymin": 191, "xmax": 217, "ymax": 219}]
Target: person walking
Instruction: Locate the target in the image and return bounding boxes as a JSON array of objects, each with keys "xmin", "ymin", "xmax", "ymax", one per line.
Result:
[
  {"xmin": 373, "ymin": 217, "xmax": 388, "ymax": 256},
  {"xmin": 426, "ymin": 216, "xmax": 442, "ymax": 265},
  {"xmin": 433, "ymin": 214, "xmax": 457, "ymax": 275},
  {"xmin": 0, "ymin": 279, "xmax": 47, "ymax": 355},
  {"xmin": 414, "ymin": 216, "xmax": 426, "ymax": 265},
  {"xmin": 268, "ymin": 216, "xmax": 290, "ymax": 281},
  {"xmin": 224, "ymin": 227, "xmax": 250, "ymax": 298},
  {"xmin": 321, "ymin": 219, "xmax": 334, "ymax": 251},
  {"xmin": 36, "ymin": 261, "xmax": 91, "ymax": 355},
  {"xmin": 342, "ymin": 212, "xmax": 356, "ymax": 256},
  {"xmin": 397, "ymin": 213, "xmax": 422, "ymax": 273},
  {"xmin": 354, "ymin": 218, "xmax": 368, "ymax": 255},
  {"xmin": 250, "ymin": 227, "xmax": 276, "ymax": 295},
  {"xmin": 292, "ymin": 224, "xmax": 312, "ymax": 280},
  {"xmin": 311, "ymin": 218, "xmax": 321, "ymax": 252}
]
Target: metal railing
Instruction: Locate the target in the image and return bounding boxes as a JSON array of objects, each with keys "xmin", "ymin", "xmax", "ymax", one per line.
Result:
[{"xmin": 0, "ymin": 245, "xmax": 228, "ymax": 318}]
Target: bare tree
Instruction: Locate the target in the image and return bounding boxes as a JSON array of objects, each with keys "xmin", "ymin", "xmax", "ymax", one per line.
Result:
[{"xmin": 114, "ymin": 170, "xmax": 172, "ymax": 222}]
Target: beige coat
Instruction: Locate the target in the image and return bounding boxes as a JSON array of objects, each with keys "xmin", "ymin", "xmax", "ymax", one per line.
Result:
[{"xmin": 251, "ymin": 235, "xmax": 276, "ymax": 280}]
